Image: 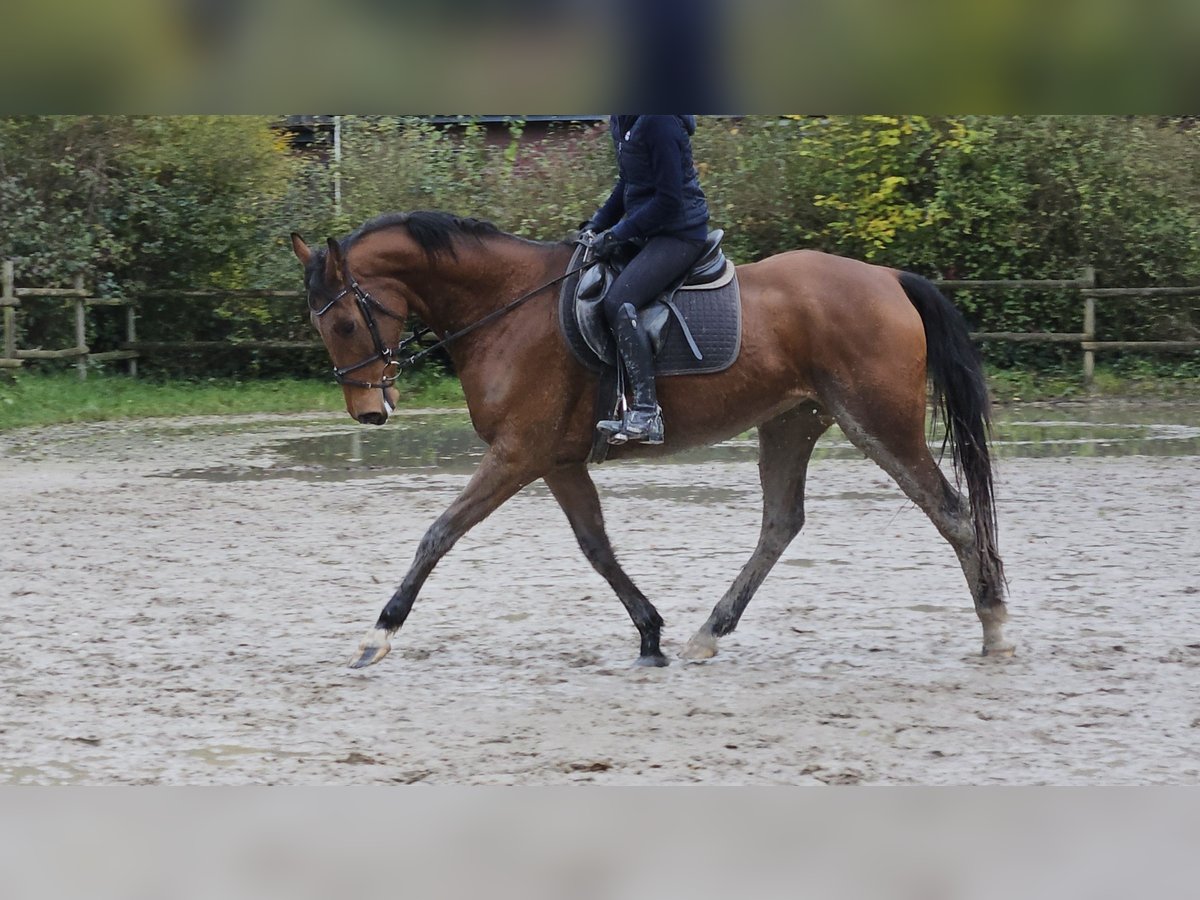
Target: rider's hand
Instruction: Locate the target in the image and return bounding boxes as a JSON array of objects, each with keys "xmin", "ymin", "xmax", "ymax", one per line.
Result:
[{"xmin": 591, "ymin": 230, "xmax": 621, "ymax": 261}]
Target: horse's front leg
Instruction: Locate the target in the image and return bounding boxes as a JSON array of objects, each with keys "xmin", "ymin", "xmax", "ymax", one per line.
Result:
[{"xmin": 349, "ymin": 444, "xmax": 538, "ymax": 669}]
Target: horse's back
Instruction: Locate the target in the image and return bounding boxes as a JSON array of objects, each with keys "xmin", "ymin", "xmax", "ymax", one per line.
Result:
[
  {"xmin": 730, "ymin": 248, "xmax": 928, "ymax": 403},
  {"xmin": 739, "ymin": 248, "xmax": 924, "ymax": 351},
  {"xmin": 740, "ymin": 248, "xmax": 916, "ymax": 320}
]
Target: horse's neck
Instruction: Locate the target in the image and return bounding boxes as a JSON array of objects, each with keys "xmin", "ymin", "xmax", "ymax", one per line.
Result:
[{"xmin": 407, "ymin": 239, "xmax": 570, "ymax": 337}]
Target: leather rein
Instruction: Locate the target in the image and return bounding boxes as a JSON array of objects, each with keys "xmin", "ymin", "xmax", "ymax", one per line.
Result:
[{"xmin": 312, "ymin": 251, "xmax": 593, "ymax": 390}]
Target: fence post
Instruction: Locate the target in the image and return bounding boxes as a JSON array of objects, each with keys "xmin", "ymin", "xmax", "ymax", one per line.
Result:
[
  {"xmin": 1080, "ymin": 266, "xmax": 1096, "ymax": 388},
  {"xmin": 2, "ymin": 261, "xmax": 15, "ymax": 366},
  {"xmin": 74, "ymin": 274, "xmax": 88, "ymax": 381},
  {"xmin": 126, "ymin": 302, "xmax": 138, "ymax": 377}
]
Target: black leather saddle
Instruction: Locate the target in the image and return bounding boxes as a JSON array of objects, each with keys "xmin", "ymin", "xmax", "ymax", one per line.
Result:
[{"xmin": 564, "ymin": 230, "xmax": 740, "ymax": 373}]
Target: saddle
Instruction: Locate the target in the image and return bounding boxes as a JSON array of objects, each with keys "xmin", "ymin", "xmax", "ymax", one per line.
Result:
[
  {"xmin": 558, "ymin": 230, "xmax": 742, "ymax": 376},
  {"xmin": 557, "ymin": 231, "xmax": 743, "ymax": 464}
]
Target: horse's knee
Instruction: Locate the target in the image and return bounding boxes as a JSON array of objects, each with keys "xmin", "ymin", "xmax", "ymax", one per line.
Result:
[
  {"xmin": 762, "ymin": 509, "xmax": 805, "ymax": 552},
  {"xmin": 416, "ymin": 522, "xmax": 454, "ymax": 564}
]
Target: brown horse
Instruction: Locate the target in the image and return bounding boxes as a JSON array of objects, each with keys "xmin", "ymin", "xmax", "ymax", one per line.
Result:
[{"xmin": 290, "ymin": 211, "xmax": 1013, "ymax": 669}]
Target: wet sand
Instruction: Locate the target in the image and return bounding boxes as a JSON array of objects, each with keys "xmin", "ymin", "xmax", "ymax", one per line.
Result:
[{"xmin": 1, "ymin": 405, "xmax": 1198, "ymax": 784}]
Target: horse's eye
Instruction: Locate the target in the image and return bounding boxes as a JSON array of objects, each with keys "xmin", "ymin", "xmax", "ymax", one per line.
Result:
[{"xmin": 333, "ymin": 319, "xmax": 357, "ymax": 337}]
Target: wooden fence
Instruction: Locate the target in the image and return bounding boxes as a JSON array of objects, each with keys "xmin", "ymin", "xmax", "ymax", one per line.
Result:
[
  {"xmin": 2, "ymin": 262, "xmax": 1198, "ymax": 387},
  {"xmin": 937, "ymin": 267, "xmax": 1200, "ymax": 383},
  {"xmin": 1, "ymin": 261, "xmax": 142, "ymax": 377},
  {"xmin": 0, "ymin": 263, "xmax": 313, "ymax": 378}
]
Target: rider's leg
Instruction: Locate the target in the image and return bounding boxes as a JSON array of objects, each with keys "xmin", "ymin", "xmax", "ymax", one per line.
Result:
[
  {"xmin": 599, "ymin": 235, "xmax": 706, "ymax": 443},
  {"xmin": 607, "ymin": 301, "xmax": 663, "ymax": 443}
]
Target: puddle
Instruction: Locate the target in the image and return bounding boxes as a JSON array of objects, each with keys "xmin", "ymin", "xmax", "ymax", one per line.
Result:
[
  {"xmin": 991, "ymin": 413, "xmax": 1200, "ymax": 458},
  {"xmin": 0, "ymin": 762, "xmax": 89, "ymax": 785},
  {"xmin": 165, "ymin": 414, "xmax": 485, "ymax": 482},
  {"xmin": 159, "ymin": 402, "xmax": 1200, "ymax": 483},
  {"xmin": 186, "ymin": 745, "xmax": 316, "ymax": 767}
]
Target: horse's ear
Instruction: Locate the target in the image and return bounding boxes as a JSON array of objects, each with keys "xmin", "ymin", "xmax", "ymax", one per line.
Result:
[
  {"xmin": 325, "ymin": 238, "xmax": 345, "ymax": 284},
  {"xmin": 290, "ymin": 232, "xmax": 312, "ymax": 266}
]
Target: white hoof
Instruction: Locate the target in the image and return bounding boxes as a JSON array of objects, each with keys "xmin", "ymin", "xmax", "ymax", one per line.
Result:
[
  {"xmin": 982, "ymin": 641, "xmax": 1017, "ymax": 658},
  {"xmin": 981, "ymin": 620, "xmax": 1016, "ymax": 658},
  {"xmin": 679, "ymin": 630, "xmax": 719, "ymax": 662},
  {"xmin": 349, "ymin": 628, "xmax": 392, "ymax": 669}
]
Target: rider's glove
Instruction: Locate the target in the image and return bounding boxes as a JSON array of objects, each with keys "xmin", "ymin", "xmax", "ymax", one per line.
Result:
[{"xmin": 591, "ymin": 230, "xmax": 622, "ymax": 261}]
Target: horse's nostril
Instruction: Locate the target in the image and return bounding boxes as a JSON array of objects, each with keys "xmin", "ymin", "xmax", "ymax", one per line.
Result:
[{"xmin": 357, "ymin": 412, "xmax": 387, "ymax": 426}]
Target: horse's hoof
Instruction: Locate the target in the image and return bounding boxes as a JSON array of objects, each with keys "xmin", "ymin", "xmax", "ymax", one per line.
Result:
[
  {"xmin": 679, "ymin": 631, "xmax": 718, "ymax": 662},
  {"xmin": 635, "ymin": 653, "xmax": 670, "ymax": 668},
  {"xmin": 348, "ymin": 628, "xmax": 392, "ymax": 669},
  {"xmin": 981, "ymin": 642, "xmax": 1016, "ymax": 658}
]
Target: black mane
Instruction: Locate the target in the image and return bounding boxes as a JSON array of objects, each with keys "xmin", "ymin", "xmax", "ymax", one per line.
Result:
[
  {"xmin": 303, "ymin": 211, "xmax": 550, "ymax": 292},
  {"xmin": 345, "ymin": 210, "xmax": 506, "ymax": 261}
]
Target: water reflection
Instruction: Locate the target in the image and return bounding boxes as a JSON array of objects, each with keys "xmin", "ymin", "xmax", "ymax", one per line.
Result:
[
  {"xmin": 1011, "ymin": 402, "xmax": 1199, "ymax": 456},
  {"xmin": 167, "ymin": 403, "xmax": 1200, "ymax": 482}
]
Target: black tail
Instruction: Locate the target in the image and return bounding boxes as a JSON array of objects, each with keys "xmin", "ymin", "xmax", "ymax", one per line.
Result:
[{"xmin": 898, "ymin": 272, "xmax": 1005, "ymax": 596}]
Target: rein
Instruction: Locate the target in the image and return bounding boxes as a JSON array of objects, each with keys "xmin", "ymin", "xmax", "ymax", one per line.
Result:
[{"xmin": 315, "ymin": 252, "xmax": 593, "ymax": 390}]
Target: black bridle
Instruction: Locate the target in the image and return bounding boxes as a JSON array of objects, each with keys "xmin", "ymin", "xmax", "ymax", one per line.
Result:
[
  {"xmin": 312, "ymin": 251, "xmax": 594, "ymax": 390},
  {"xmin": 311, "ymin": 277, "xmax": 417, "ymax": 390}
]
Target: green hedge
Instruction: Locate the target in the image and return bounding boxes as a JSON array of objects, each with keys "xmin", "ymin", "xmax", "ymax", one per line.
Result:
[{"xmin": 3, "ymin": 115, "xmax": 1199, "ymax": 378}]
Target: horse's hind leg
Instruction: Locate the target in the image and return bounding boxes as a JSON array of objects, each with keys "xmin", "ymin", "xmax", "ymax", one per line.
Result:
[
  {"xmin": 681, "ymin": 403, "xmax": 833, "ymax": 661},
  {"xmin": 831, "ymin": 397, "xmax": 1014, "ymax": 656},
  {"xmin": 543, "ymin": 464, "xmax": 668, "ymax": 667}
]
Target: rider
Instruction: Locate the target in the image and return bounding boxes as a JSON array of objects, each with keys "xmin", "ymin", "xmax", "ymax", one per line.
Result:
[{"xmin": 583, "ymin": 114, "xmax": 710, "ymax": 445}]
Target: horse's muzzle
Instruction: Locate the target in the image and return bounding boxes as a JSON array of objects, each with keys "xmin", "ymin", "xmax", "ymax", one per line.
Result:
[{"xmin": 356, "ymin": 411, "xmax": 388, "ymax": 426}]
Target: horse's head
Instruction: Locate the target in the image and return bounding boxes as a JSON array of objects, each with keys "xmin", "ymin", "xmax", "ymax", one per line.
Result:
[{"xmin": 291, "ymin": 232, "xmax": 404, "ymax": 425}]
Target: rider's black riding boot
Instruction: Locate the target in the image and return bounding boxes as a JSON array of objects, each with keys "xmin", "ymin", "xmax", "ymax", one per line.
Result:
[{"xmin": 597, "ymin": 302, "xmax": 664, "ymax": 445}]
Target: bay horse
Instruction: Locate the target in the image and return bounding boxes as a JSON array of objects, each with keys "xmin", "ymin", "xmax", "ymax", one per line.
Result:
[{"xmin": 290, "ymin": 211, "xmax": 1013, "ymax": 670}]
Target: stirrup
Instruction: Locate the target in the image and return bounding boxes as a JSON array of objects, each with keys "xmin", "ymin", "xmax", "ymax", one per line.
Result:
[{"xmin": 597, "ymin": 407, "xmax": 664, "ymax": 446}]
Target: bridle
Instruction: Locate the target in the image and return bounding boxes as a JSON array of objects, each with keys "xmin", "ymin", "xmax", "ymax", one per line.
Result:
[
  {"xmin": 311, "ymin": 249, "xmax": 594, "ymax": 390},
  {"xmin": 311, "ymin": 276, "xmax": 416, "ymax": 390}
]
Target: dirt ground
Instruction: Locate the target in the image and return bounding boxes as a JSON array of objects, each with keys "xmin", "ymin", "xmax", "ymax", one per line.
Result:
[{"xmin": 1, "ymin": 407, "xmax": 1198, "ymax": 784}]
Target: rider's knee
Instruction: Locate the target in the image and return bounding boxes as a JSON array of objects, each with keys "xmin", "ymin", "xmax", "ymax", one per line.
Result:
[{"xmin": 605, "ymin": 300, "xmax": 638, "ymax": 327}]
